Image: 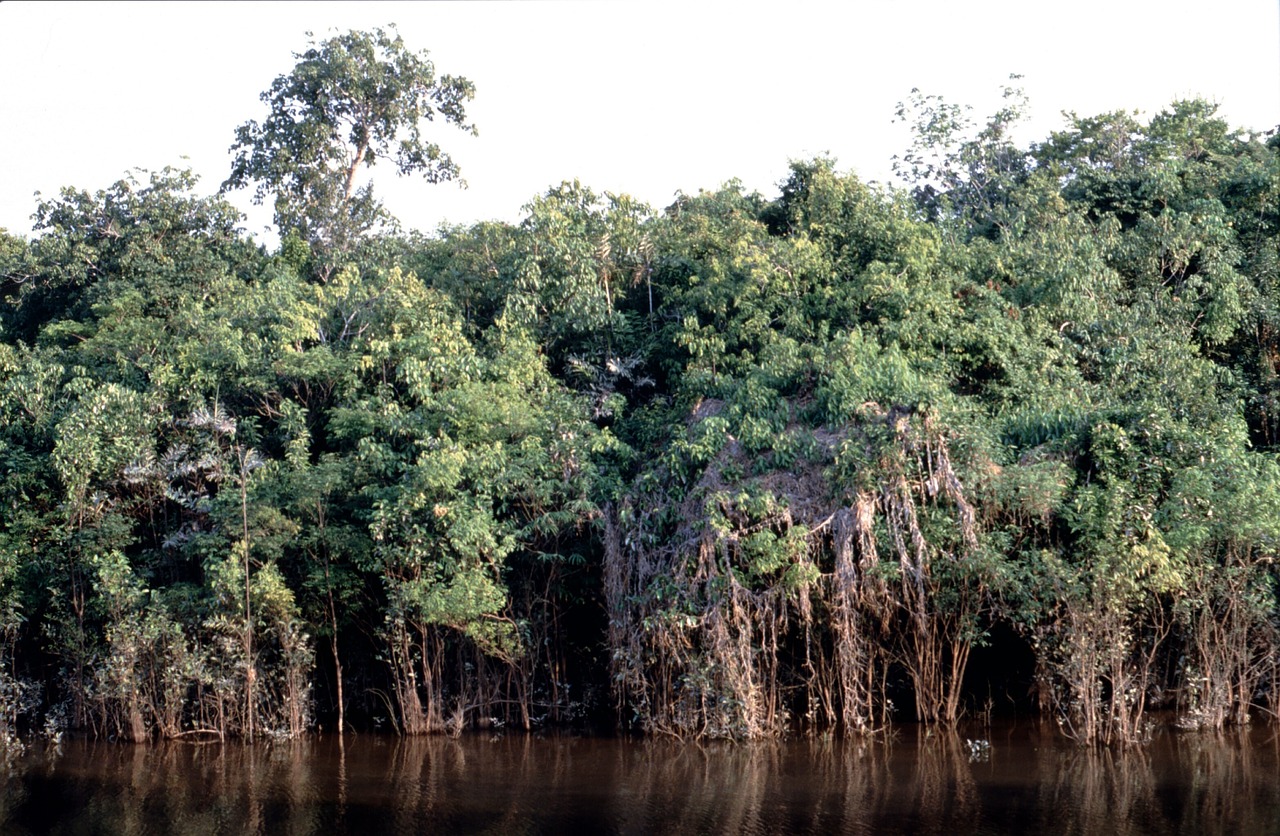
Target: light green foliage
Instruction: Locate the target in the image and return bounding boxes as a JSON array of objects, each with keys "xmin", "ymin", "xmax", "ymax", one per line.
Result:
[
  {"xmin": 52, "ymin": 381, "xmax": 157, "ymax": 512},
  {"xmin": 506, "ymin": 182, "xmax": 650, "ymax": 339}
]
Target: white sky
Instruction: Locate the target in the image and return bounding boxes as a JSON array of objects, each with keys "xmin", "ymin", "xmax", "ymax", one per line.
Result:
[{"xmin": 2, "ymin": 1, "xmax": 1279, "ymax": 244}]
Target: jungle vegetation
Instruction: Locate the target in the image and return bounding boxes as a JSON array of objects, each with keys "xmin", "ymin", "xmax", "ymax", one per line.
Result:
[{"xmin": 3, "ymin": 30, "xmax": 1280, "ymax": 746}]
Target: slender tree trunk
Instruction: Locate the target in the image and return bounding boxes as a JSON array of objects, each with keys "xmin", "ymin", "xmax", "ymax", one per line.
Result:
[
  {"xmin": 327, "ymin": 574, "xmax": 344, "ymax": 735},
  {"xmin": 317, "ymin": 501, "xmax": 345, "ymax": 734},
  {"xmin": 332, "ymin": 633, "xmax": 345, "ymax": 734},
  {"xmin": 239, "ymin": 448, "xmax": 255, "ymax": 742}
]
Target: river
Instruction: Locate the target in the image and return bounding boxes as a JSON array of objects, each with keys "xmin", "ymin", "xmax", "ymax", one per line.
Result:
[{"xmin": 2, "ymin": 719, "xmax": 1278, "ymax": 834}]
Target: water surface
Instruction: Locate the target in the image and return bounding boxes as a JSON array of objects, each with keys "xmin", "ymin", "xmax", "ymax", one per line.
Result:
[{"xmin": 4, "ymin": 720, "xmax": 1279, "ymax": 834}]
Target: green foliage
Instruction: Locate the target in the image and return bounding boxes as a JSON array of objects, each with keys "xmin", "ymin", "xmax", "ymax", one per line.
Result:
[
  {"xmin": 224, "ymin": 26, "xmax": 475, "ymax": 265},
  {"xmin": 4, "ymin": 41, "xmax": 1280, "ymax": 742},
  {"xmin": 893, "ymin": 76, "xmax": 1031, "ymax": 234}
]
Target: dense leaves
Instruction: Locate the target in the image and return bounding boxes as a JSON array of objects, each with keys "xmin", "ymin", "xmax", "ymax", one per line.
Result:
[{"xmin": 3, "ymin": 33, "xmax": 1280, "ymax": 744}]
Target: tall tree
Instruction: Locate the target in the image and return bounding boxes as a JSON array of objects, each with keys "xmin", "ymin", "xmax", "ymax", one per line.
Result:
[{"xmin": 223, "ymin": 26, "xmax": 476, "ymax": 273}]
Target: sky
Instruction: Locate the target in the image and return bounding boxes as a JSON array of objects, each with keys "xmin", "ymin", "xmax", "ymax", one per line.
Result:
[{"xmin": 2, "ymin": 1, "xmax": 1279, "ymax": 245}]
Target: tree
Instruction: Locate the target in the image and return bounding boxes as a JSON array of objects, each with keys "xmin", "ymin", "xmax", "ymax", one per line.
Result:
[
  {"xmin": 11, "ymin": 168, "xmax": 250, "ymax": 347},
  {"xmin": 892, "ymin": 76, "xmax": 1031, "ymax": 236},
  {"xmin": 223, "ymin": 26, "xmax": 476, "ymax": 271}
]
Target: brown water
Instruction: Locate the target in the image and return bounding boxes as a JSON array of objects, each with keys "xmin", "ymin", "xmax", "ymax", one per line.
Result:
[{"xmin": 3, "ymin": 720, "xmax": 1279, "ymax": 835}]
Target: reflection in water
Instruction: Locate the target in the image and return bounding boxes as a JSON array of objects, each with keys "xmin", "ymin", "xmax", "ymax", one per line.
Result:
[
  {"xmin": 3, "ymin": 722, "xmax": 1280, "ymax": 834},
  {"xmin": 1037, "ymin": 744, "xmax": 1162, "ymax": 834}
]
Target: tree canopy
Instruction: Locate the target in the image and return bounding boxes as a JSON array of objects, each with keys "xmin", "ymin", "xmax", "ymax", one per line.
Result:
[
  {"xmin": 223, "ymin": 25, "xmax": 476, "ymax": 270},
  {"xmin": 2, "ymin": 34, "xmax": 1280, "ymax": 747}
]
